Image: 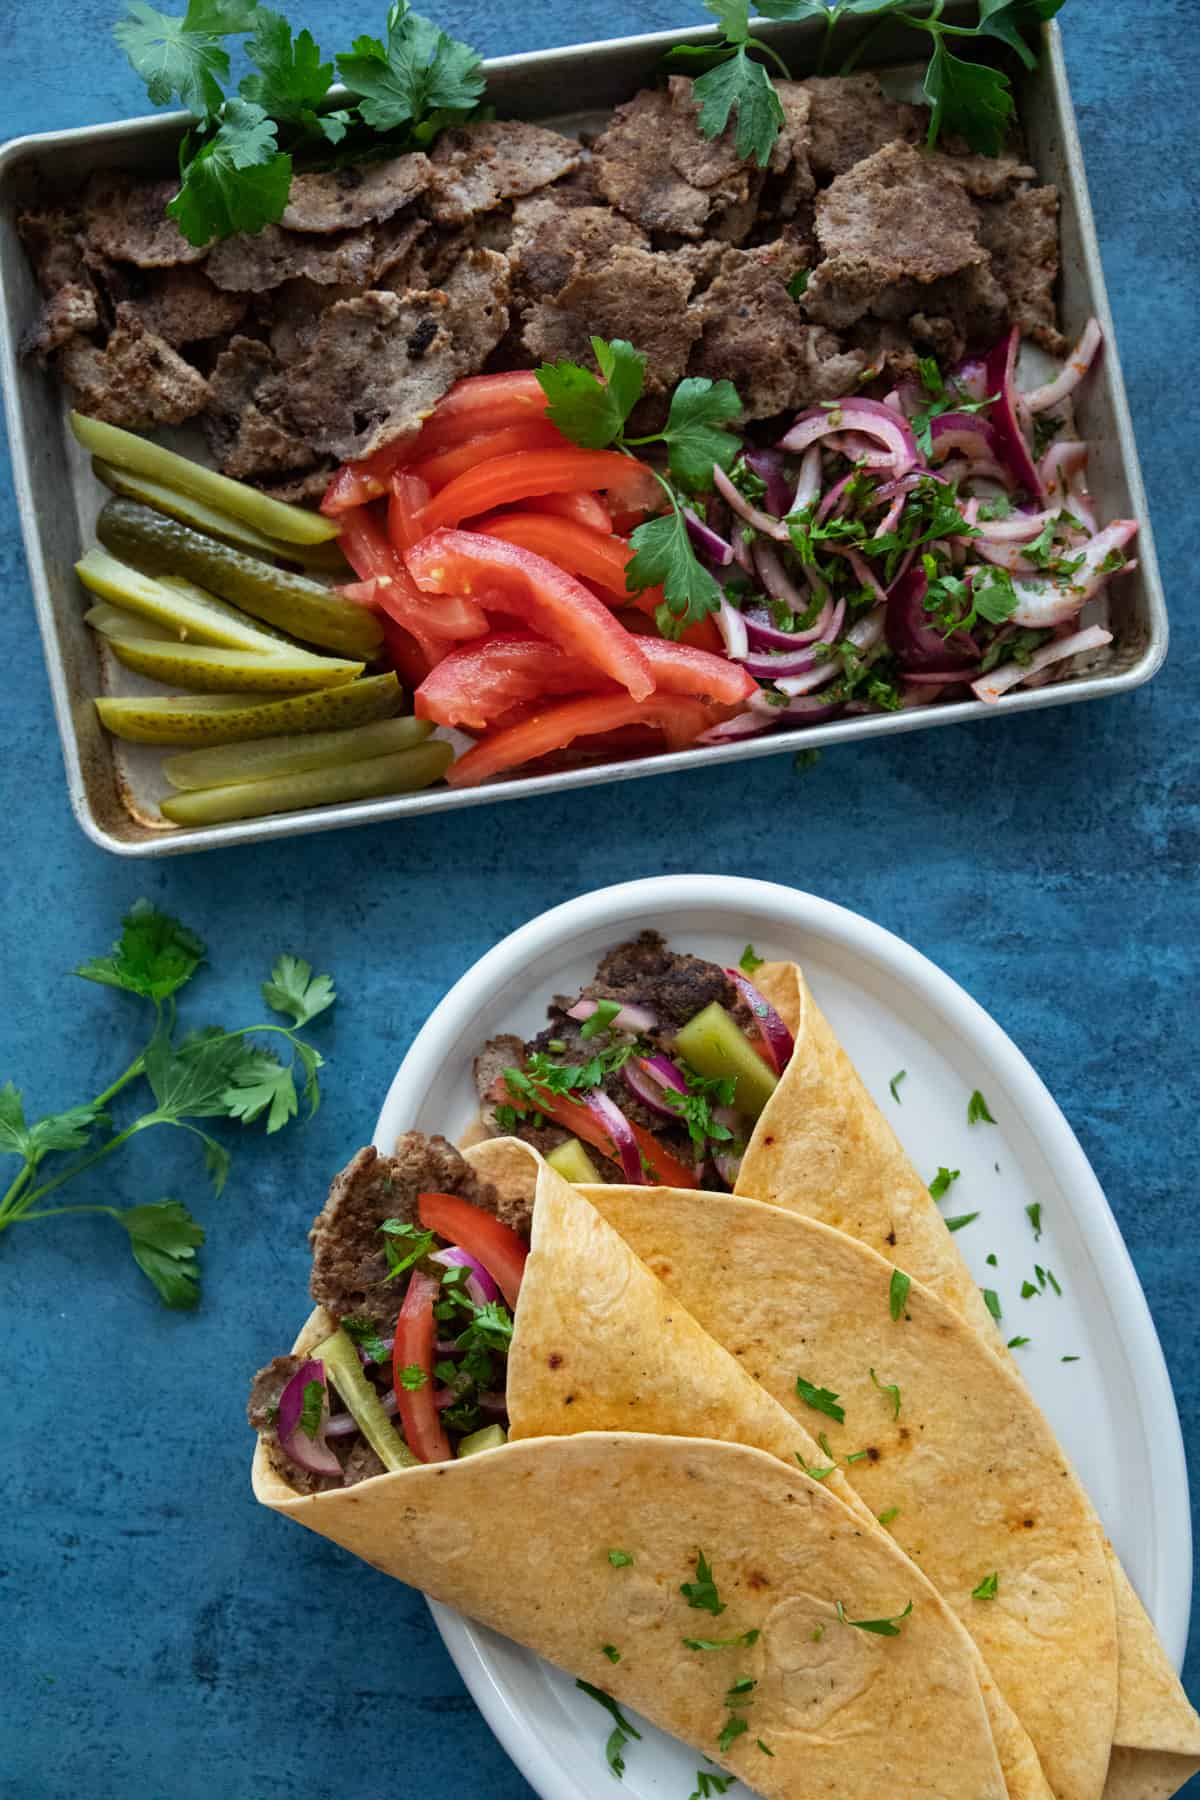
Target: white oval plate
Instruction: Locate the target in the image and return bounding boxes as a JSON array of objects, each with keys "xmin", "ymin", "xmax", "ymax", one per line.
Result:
[{"xmin": 374, "ymin": 875, "xmax": 1191, "ymax": 1800}]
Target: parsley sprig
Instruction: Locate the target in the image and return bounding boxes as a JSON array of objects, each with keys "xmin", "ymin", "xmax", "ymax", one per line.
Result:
[
  {"xmin": 0, "ymin": 901, "xmax": 333, "ymax": 1307},
  {"xmin": 114, "ymin": 0, "xmax": 485, "ymax": 245},
  {"xmin": 536, "ymin": 336, "xmax": 744, "ymax": 637}
]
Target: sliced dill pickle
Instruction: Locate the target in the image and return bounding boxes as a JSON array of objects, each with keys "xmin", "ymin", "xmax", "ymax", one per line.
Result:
[
  {"xmin": 157, "ymin": 576, "xmax": 292, "ymax": 643},
  {"xmin": 96, "ymin": 499, "xmax": 381, "ymax": 659},
  {"xmin": 70, "ymin": 412, "xmax": 340, "ymax": 546},
  {"xmin": 94, "ymin": 673, "xmax": 404, "ymax": 745},
  {"xmin": 91, "ymin": 460, "xmax": 350, "ymax": 575},
  {"xmin": 163, "ymin": 716, "xmax": 433, "ymax": 789},
  {"xmin": 160, "ymin": 740, "xmax": 453, "ymax": 824},
  {"xmin": 674, "ymin": 1002, "xmax": 779, "ymax": 1119},
  {"xmin": 77, "ymin": 548, "xmax": 289, "ymax": 653},
  {"xmin": 314, "ymin": 1330, "xmax": 418, "ymax": 1472},
  {"xmin": 86, "ymin": 602, "xmax": 177, "ymax": 643},
  {"xmin": 107, "ymin": 637, "xmax": 363, "ymax": 693},
  {"xmin": 546, "ymin": 1138, "xmax": 603, "ymax": 1184},
  {"xmin": 456, "ymin": 1425, "xmax": 507, "ymax": 1457}
]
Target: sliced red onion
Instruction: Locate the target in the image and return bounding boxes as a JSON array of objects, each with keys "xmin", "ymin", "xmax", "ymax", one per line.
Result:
[
  {"xmin": 741, "ymin": 642, "xmax": 821, "ymax": 680},
  {"xmin": 712, "ymin": 1145, "xmax": 743, "ymax": 1188},
  {"xmin": 430, "ymin": 1245, "xmax": 500, "ymax": 1308},
  {"xmin": 684, "ymin": 506, "xmax": 734, "ymax": 567},
  {"xmin": 983, "ymin": 328, "xmax": 1044, "ymax": 498},
  {"xmin": 778, "ymin": 398, "xmax": 919, "ymax": 479},
  {"xmin": 715, "ymin": 594, "xmax": 750, "ymax": 660},
  {"xmin": 950, "ymin": 355, "xmax": 990, "ymax": 403},
  {"xmin": 585, "ymin": 1089, "xmax": 644, "ymax": 1184},
  {"xmin": 886, "ymin": 566, "xmax": 978, "ymax": 671},
  {"xmin": 725, "ymin": 969, "xmax": 794, "ymax": 1073},
  {"xmin": 789, "ymin": 446, "xmax": 822, "ymax": 515},
  {"xmin": 743, "ymin": 449, "xmax": 792, "ymax": 519},
  {"xmin": 836, "ymin": 548, "xmax": 887, "ymax": 606},
  {"xmin": 712, "ymin": 464, "xmax": 789, "ymax": 541},
  {"xmin": 947, "ymin": 457, "xmax": 1016, "ymax": 492},
  {"xmin": 1008, "ymin": 519, "xmax": 1137, "ymax": 626},
  {"xmin": 972, "ymin": 624, "xmax": 1113, "ymax": 703},
  {"xmin": 433, "ymin": 1386, "xmax": 456, "ymax": 1410},
  {"xmin": 567, "ymin": 996, "xmax": 657, "ymax": 1034},
  {"xmin": 478, "ymin": 1390, "xmax": 509, "ymax": 1416},
  {"xmin": 730, "ymin": 523, "xmax": 755, "ymax": 573},
  {"xmin": 327, "ymin": 1388, "xmax": 398, "ymax": 1437},
  {"xmin": 753, "ymin": 539, "xmax": 808, "ymax": 613},
  {"xmin": 902, "ymin": 667, "xmax": 978, "ymax": 685},
  {"xmin": 697, "ymin": 710, "xmax": 777, "ymax": 744},
  {"xmin": 624, "ymin": 1053, "xmax": 688, "ymax": 1119},
  {"xmin": 357, "ymin": 1333, "xmax": 395, "ymax": 1367},
  {"xmin": 1038, "ymin": 439, "xmax": 1088, "ymax": 499},
  {"xmin": 745, "ymin": 596, "xmax": 843, "ymax": 651},
  {"xmin": 974, "ymin": 538, "xmax": 1041, "ymax": 575},
  {"xmin": 815, "ymin": 472, "xmax": 857, "ymax": 527},
  {"xmin": 929, "ymin": 413, "xmax": 1004, "ymax": 465},
  {"xmin": 1023, "ymin": 318, "xmax": 1103, "ymax": 414},
  {"xmin": 824, "ymin": 431, "xmax": 895, "ymax": 468},
  {"xmin": 774, "ymin": 658, "xmax": 841, "ymax": 698},
  {"xmin": 277, "ymin": 1359, "xmax": 342, "ymax": 1478},
  {"xmin": 974, "ymin": 506, "xmax": 1061, "ymax": 543},
  {"xmin": 846, "ymin": 603, "xmax": 886, "ymax": 654}
]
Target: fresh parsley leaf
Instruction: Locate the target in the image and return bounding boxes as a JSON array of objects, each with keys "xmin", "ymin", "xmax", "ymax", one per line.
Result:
[
  {"xmin": 602, "ymin": 1644, "xmax": 621, "ymax": 1664},
  {"xmin": 77, "ymin": 899, "xmax": 205, "ymax": 1003},
  {"xmin": 1021, "ymin": 1280, "xmax": 1039, "ymax": 1299},
  {"xmin": 627, "ymin": 507, "xmax": 724, "ymax": 633},
  {"xmin": 297, "ymin": 1378, "xmax": 325, "ymax": 1437},
  {"xmin": 1062, "ymin": 1355, "xmax": 1080, "ymax": 1363},
  {"xmin": 692, "ymin": 48, "xmax": 785, "ymax": 167},
  {"xmin": 116, "ymin": 1200, "xmax": 204, "ymax": 1308},
  {"xmin": 681, "ymin": 1550, "xmax": 726, "ymax": 1616},
  {"xmin": 537, "ymin": 340, "xmax": 645, "ymax": 449},
  {"xmin": 786, "ymin": 268, "xmax": 809, "ymax": 299},
  {"xmin": 717, "ymin": 1713, "xmax": 749, "ymax": 1753},
  {"xmin": 575, "ymin": 1680, "xmax": 642, "ymax": 1743},
  {"xmin": 168, "ymin": 101, "xmax": 293, "ymax": 245},
  {"xmin": 869, "ymin": 1366, "xmax": 901, "ymax": 1420},
  {"xmin": 982, "ymin": 1287, "xmax": 1002, "ymax": 1321},
  {"xmin": 929, "ymin": 1166, "xmax": 960, "ymax": 1200},
  {"xmin": 608, "ymin": 1549, "xmax": 634, "ymax": 1568},
  {"xmin": 739, "ymin": 944, "xmax": 764, "ymax": 975},
  {"xmin": 1007, "ymin": 1335, "xmax": 1031, "ymax": 1348},
  {"xmin": 756, "ymin": 1739, "xmax": 774, "ymax": 1756},
  {"xmin": 1044, "ymin": 1267, "xmax": 1062, "ymax": 1296},
  {"xmin": 113, "ymin": 0, "xmax": 253, "ymax": 119},
  {"xmin": 580, "ymin": 1000, "xmax": 622, "ymax": 1041},
  {"xmin": 724, "ymin": 1676, "xmax": 756, "ymax": 1703},
  {"xmin": 662, "ymin": 1068, "xmax": 736, "ymax": 1150},
  {"xmin": 795, "ymin": 1375, "xmax": 844, "ymax": 1422},
  {"xmin": 835, "ymin": 1598, "xmax": 913, "ymax": 1637},
  {"xmin": 0, "ymin": 1086, "xmax": 108, "ymax": 1170},
  {"xmin": 923, "ymin": 36, "xmax": 1014, "ymax": 156},
  {"xmin": 660, "ymin": 378, "xmax": 742, "ymax": 492},
  {"xmin": 239, "ymin": 7, "xmax": 334, "ymax": 123},
  {"xmin": 971, "ymin": 1571, "xmax": 1000, "ymax": 1600},
  {"xmin": 844, "ymin": 1448, "xmax": 870, "ymax": 1464},
  {"xmin": 683, "ymin": 1629, "xmax": 760, "ymax": 1651},
  {"xmin": 889, "ymin": 1069, "xmax": 907, "ymax": 1103},
  {"xmin": 380, "ymin": 1218, "xmax": 436, "ymax": 1282},
  {"xmin": 220, "ymin": 1046, "xmax": 298, "ymax": 1134},
  {"xmin": 337, "ymin": 0, "xmax": 485, "ymax": 132},
  {"xmin": 341, "ymin": 1316, "xmax": 392, "ymax": 1365},
  {"xmin": 689, "ymin": 1772, "xmax": 734, "ymax": 1799},
  {"xmin": 262, "ymin": 954, "xmax": 336, "ymax": 1029},
  {"xmin": 398, "ymin": 1363, "xmax": 427, "ymax": 1390},
  {"xmin": 144, "ymin": 1025, "xmax": 247, "ymax": 1122},
  {"xmin": 877, "ymin": 1506, "xmax": 900, "ymax": 1526},
  {"xmin": 945, "ymin": 1212, "xmax": 979, "ymax": 1232},
  {"xmin": 967, "ymin": 1089, "xmax": 997, "ymax": 1125},
  {"xmin": 889, "ymin": 1268, "xmax": 911, "ymax": 1321}
]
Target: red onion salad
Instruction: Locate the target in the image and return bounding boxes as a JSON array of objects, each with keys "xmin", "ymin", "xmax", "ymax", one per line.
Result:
[{"xmin": 691, "ymin": 318, "xmax": 1130, "ymax": 743}]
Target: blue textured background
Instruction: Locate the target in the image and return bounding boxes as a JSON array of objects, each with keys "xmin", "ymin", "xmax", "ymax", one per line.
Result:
[{"xmin": 1, "ymin": 2, "xmax": 1196, "ymax": 1794}]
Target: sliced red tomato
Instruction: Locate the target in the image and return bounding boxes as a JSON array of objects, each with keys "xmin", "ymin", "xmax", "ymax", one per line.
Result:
[
  {"xmin": 340, "ymin": 508, "xmax": 487, "ymax": 642},
  {"xmin": 525, "ymin": 491, "xmax": 613, "ymax": 534},
  {"xmin": 387, "ymin": 472, "xmax": 432, "ymax": 552},
  {"xmin": 416, "ymin": 1192, "xmax": 528, "ymax": 1309},
  {"xmin": 411, "ymin": 423, "xmax": 566, "ymax": 492},
  {"xmin": 478, "ymin": 513, "xmax": 633, "ymax": 597},
  {"xmin": 339, "ymin": 504, "xmax": 407, "ymax": 584},
  {"xmin": 498, "ymin": 1081, "xmax": 702, "ymax": 1189},
  {"xmin": 637, "ymin": 636, "xmax": 755, "ymax": 705},
  {"xmin": 393, "ymin": 1269, "xmax": 452, "ymax": 1464},
  {"xmin": 445, "ymin": 691, "xmax": 714, "ymax": 788},
  {"xmin": 415, "ymin": 371, "xmax": 550, "ymax": 455},
  {"xmin": 380, "ymin": 615, "xmax": 439, "ymax": 687},
  {"xmin": 406, "ymin": 530, "xmax": 654, "ymax": 701},
  {"xmin": 417, "ymin": 450, "xmax": 658, "ymax": 534},
  {"xmin": 321, "ymin": 438, "xmax": 416, "ymax": 516}
]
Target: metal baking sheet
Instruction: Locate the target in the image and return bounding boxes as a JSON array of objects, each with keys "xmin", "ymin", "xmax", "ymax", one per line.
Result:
[{"xmin": 0, "ymin": 11, "xmax": 1168, "ymax": 856}]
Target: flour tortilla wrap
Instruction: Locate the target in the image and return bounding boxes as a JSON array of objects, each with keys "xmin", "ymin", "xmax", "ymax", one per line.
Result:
[
  {"xmin": 252, "ymin": 1142, "xmax": 1013, "ymax": 1799},
  {"xmin": 733, "ymin": 962, "xmax": 1200, "ymax": 1797}
]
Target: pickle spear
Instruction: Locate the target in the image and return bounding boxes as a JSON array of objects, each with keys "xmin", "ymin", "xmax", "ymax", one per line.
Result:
[
  {"xmin": 95, "ymin": 673, "xmax": 404, "ymax": 745},
  {"xmin": 86, "ymin": 602, "xmax": 177, "ymax": 643},
  {"xmin": 91, "ymin": 460, "xmax": 350, "ymax": 575},
  {"xmin": 106, "ymin": 637, "xmax": 363, "ymax": 692},
  {"xmin": 546, "ymin": 1138, "xmax": 603, "ymax": 1184},
  {"xmin": 674, "ymin": 1002, "xmax": 779, "ymax": 1119},
  {"xmin": 160, "ymin": 740, "xmax": 453, "ymax": 824},
  {"xmin": 96, "ymin": 499, "xmax": 382, "ymax": 659},
  {"xmin": 70, "ymin": 412, "xmax": 340, "ymax": 546},
  {"xmin": 163, "ymin": 716, "xmax": 433, "ymax": 789},
  {"xmin": 78, "ymin": 548, "xmax": 292, "ymax": 653}
]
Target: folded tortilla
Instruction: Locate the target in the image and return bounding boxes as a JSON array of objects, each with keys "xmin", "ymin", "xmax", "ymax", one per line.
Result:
[
  {"xmin": 253, "ymin": 1142, "xmax": 1022, "ymax": 1799},
  {"xmin": 721, "ymin": 960, "xmax": 1200, "ymax": 1798}
]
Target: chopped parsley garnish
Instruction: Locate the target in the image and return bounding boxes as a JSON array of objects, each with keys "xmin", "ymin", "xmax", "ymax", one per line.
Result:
[
  {"xmin": 717, "ymin": 1714, "xmax": 749, "ymax": 1754},
  {"xmin": 1062, "ymin": 1355, "xmax": 1080, "ymax": 1363},
  {"xmin": 739, "ymin": 944, "xmax": 764, "ymax": 975},
  {"xmin": 793, "ymin": 748, "xmax": 822, "ymax": 773},
  {"xmin": 689, "ymin": 1774, "xmax": 734, "ymax": 1799},
  {"xmin": 602, "ymin": 1645, "xmax": 621, "ymax": 1664},
  {"xmin": 683, "ymin": 1630, "xmax": 760, "ymax": 1651},
  {"xmin": 877, "ymin": 1507, "xmax": 900, "ymax": 1527},
  {"xmin": 724, "ymin": 1676, "xmax": 756, "ymax": 1703},
  {"xmin": 967, "ymin": 1089, "xmax": 997, "ymax": 1125},
  {"xmin": 608, "ymin": 1549, "xmax": 634, "ymax": 1568},
  {"xmin": 795, "ymin": 1375, "xmax": 845, "ymax": 1423},
  {"xmin": 928, "ymin": 1166, "xmax": 960, "ymax": 1200},
  {"xmin": 986, "ymin": 1253, "xmax": 998, "ymax": 1267},
  {"xmin": 811, "ymin": 1624, "xmax": 825, "ymax": 1641},
  {"xmin": 835, "ymin": 1599, "xmax": 913, "ymax": 1637},
  {"xmin": 504, "ymin": 1041, "xmax": 635, "ymax": 1107},
  {"xmin": 889, "ymin": 1268, "xmax": 911, "ymax": 1321},
  {"xmin": 1021, "ymin": 1281, "xmax": 1039, "ymax": 1299},
  {"xmin": 341, "ymin": 1315, "xmax": 392, "ymax": 1365},
  {"xmin": 681, "ymin": 1550, "xmax": 726, "ymax": 1616},
  {"xmin": 845, "ymin": 1448, "xmax": 870, "ymax": 1464},
  {"xmin": 982, "ymin": 1287, "xmax": 1002, "ymax": 1321},
  {"xmin": 786, "ymin": 268, "xmax": 809, "ymax": 299},
  {"xmin": 1044, "ymin": 1267, "xmax": 1062, "ymax": 1296},
  {"xmin": 870, "ymin": 1366, "xmax": 901, "ymax": 1420},
  {"xmin": 756, "ymin": 1740, "xmax": 774, "ymax": 1756},
  {"xmin": 910, "ymin": 357, "xmax": 999, "ymax": 459},
  {"xmin": 397, "ymin": 1363, "xmax": 427, "ymax": 1391},
  {"xmin": 379, "ymin": 1217, "xmax": 436, "ymax": 1282},
  {"xmin": 889, "ymin": 1069, "xmax": 907, "ymax": 1103},
  {"xmin": 1033, "ymin": 413, "xmax": 1065, "ymax": 458},
  {"xmin": 971, "ymin": 1572, "xmax": 1000, "ymax": 1601},
  {"xmin": 796, "ymin": 1451, "xmax": 835, "ymax": 1481},
  {"xmin": 492, "ymin": 1104, "xmax": 523, "ymax": 1132},
  {"xmin": 945, "ymin": 1212, "xmax": 979, "ymax": 1233},
  {"xmin": 1026, "ymin": 1202, "xmax": 1043, "ymax": 1240},
  {"xmin": 662, "ymin": 1068, "xmax": 737, "ymax": 1150},
  {"xmin": 580, "ymin": 1000, "xmax": 622, "ymax": 1040},
  {"xmin": 1007, "ymin": 1336, "xmax": 1031, "ymax": 1349},
  {"xmin": 575, "ymin": 1680, "xmax": 641, "ymax": 1779},
  {"xmin": 297, "ymin": 1379, "xmax": 324, "ymax": 1438}
]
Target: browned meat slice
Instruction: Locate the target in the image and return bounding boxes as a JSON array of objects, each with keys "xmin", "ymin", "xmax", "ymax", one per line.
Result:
[
  {"xmin": 427, "ymin": 120, "xmax": 581, "ymax": 225},
  {"xmin": 118, "ymin": 266, "xmax": 247, "ymax": 346},
  {"xmin": 977, "ymin": 185, "xmax": 1065, "ymax": 353},
  {"xmin": 930, "ymin": 150, "xmax": 1036, "ymax": 199},
  {"xmin": 690, "ymin": 240, "xmax": 865, "ymax": 420},
  {"xmin": 849, "ymin": 317, "xmax": 924, "ymax": 381},
  {"xmin": 587, "ymin": 931, "xmax": 746, "ymax": 1033},
  {"xmin": 205, "ymin": 336, "xmax": 319, "ymax": 481},
  {"xmin": 592, "ymin": 86, "xmax": 756, "ymax": 242},
  {"xmin": 18, "ymin": 207, "xmax": 89, "ymax": 291},
  {"xmin": 60, "ymin": 306, "xmax": 210, "ymax": 425},
  {"xmin": 766, "ymin": 81, "xmax": 816, "ymax": 219},
  {"xmin": 280, "ymin": 154, "xmax": 431, "ymax": 233},
  {"xmin": 804, "ymin": 74, "xmax": 922, "ymax": 179},
  {"xmin": 438, "ymin": 246, "xmax": 512, "ymax": 368},
  {"xmin": 205, "ymin": 223, "xmax": 377, "ymax": 294},
  {"xmin": 255, "ymin": 463, "xmax": 338, "ymax": 506},
  {"xmin": 872, "ymin": 261, "xmax": 1010, "ymax": 363},
  {"xmin": 267, "ymin": 278, "xmax": 359, "ymax": 366},
  {"xmin": 308, "ymin": 1136, "xmax": 514, "ymax": 1328},
  {"xmin": 83, "ymin": 172, "xmax": 207, "ymax": 268},
  {"xmin": 508, "ymin": 194, "xmax": 648, "ymax": 300},
  {"xmin": 370, "ymin": 215, "xmax": 431, "ymax": 287},
  {"xmin": 523, "ymin": 245, "xmax": 700, "ymax": 393},
  {"xmin": 20, "ymin": 283, "xmax": 99, "ymax": 359},
  {"xmin": 247, "ymin": 1353, "xmax": 385, "ymax": 1495},
  {"xmin": 805, "ymin": 140, "xmax": 985, "ymax": 328}
]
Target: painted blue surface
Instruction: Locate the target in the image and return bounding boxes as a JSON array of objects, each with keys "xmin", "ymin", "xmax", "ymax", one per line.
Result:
[{"xmin": 1, "ymin": 1, "xmax": 1196, "ymax": 1793}]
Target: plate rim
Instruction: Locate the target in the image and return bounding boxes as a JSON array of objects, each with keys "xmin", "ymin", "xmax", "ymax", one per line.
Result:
[{"xmin": 373, "ymin": 873, "xmax": 1192, "ymax": 1799}]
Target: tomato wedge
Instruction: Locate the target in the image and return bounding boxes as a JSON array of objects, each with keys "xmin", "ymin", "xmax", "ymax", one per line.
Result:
[
  {"xmin": 525, "ymin": 491, "xmax": 613, "ymax": 533},
  {"xmin": 446, "ymin": 691, "xmax": 714, "ymax": 787},
  {"xmin": 393, "ymin": 1269, "xmax": 452, "ymax": 1464},
  {"xmin": 387, "ymin": 472, "xmax": 432, "ymax": 552},
  {"xmin": 414, "ymin": 371, "xmax": 550, "ymax": 455},
  {"xmin": 479, "ymin": 514, "xmax": 634, "ymax": 597},
  {"xmin": 411, "ymin": 422, "xmax": 566, "ymax": 492},
  {"xmin": 416, "ymin": 1192, "xmax": 527, "ymax": 1309},
  {"xmin": 380, "ymin": 615, "xmax": 440, "ymax": 686},
  {"xmin": 498, "ymin": 1082, "xmax": 702, "ymax": 1189},
  {"xmin": 417, "ymin": 450, "xmax": 657, "ymax": 534},
  {"xmin": 340, "ymin": 508, "xmax": 486, "ymax": 641},
  {"xmin": 321, "ymin": 438, "xmax": 416, "ymax": 515},
  {"xmin": 406, "ymin": 530, "xmax": 654, "ymax": 700}
]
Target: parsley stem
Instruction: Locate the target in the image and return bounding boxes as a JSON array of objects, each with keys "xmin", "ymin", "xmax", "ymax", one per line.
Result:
[
  {"xmin": 3, "ymin": 1117, "xmax": 156, "ymax": 1223},
  {"xmin": 0, "ymin": 1163, "xmax": 34, "ymax": 1221},
  {"xmin": 817, "ymin": 8, "xmax": 837, "ymax": 76},
  {"xmin": 91, "ymin": 1053, "xmax": 147, "ymax": 1111},
  {"xmin": 745, "ymin": 35, "xmax": 791, "ymax": 80},
  {"xmin": 839, "ymin": 20, "xmax": 886, "ymax": 76},
  {"xmin": 17, "ymin": 1202, "xmax": 120, "ymax": 1224}
]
